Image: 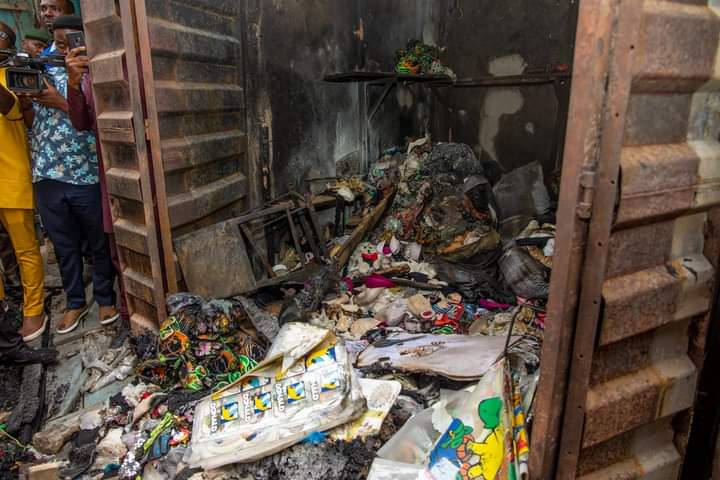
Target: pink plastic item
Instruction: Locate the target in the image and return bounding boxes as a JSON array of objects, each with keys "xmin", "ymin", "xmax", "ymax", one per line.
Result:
[
  {"xmin": 478, "ymin": 299, "xmax": 512, "ymax": 310},
  {"xmin": 364, "ymin": 274, "xmax": 397, "ymax": 289}
]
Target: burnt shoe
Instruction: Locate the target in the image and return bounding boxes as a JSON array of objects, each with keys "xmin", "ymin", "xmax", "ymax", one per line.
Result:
[
  {"xmin": 57, "ymin": 306, "xmax": 89, "ymax": 335},
  {"xmin": 4, "ymin": 345, "xmax": 58, "ymax": 365},
  {"xmin": 99, "ymin": 305, "xmax": 119, "ymax": 326},
  {"xmin": 20, "ymin": 314, "xmax": 48, "ymax": 342}
]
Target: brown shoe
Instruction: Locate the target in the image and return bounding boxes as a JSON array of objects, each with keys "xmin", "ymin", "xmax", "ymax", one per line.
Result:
[
  {"xmin": 57, "ymin": 307, "xmax": 89, "ymax": 334},
  {"xmin": 20, "ymin": 314, "xmax": 48, "ymax": 342},
  {"xmin": 99, "ymin": 305, "xmax": 119, "ymax": 325}
]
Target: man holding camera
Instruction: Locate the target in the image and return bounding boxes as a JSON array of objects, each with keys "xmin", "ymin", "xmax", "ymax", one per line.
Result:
[
  {"xmin": 28, "ymin": 15, "xmax": 119, "ymax": 334},
  {"xmin": 0, "ymin": 22, "xmax": 57, "ymax": 364}
]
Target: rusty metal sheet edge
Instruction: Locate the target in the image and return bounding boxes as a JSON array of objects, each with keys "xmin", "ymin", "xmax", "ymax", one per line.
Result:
[
  {"xmin": 133, "ymin": 0, "xmax": 179, "ymax": 294},
  {"xmin": 118, "ymin": 0, "xmax": 168, "ymax": 321},
  {"xmin": 528, "ymin": 0, "xmax": 613, "ymax": 477},
  {"xmin": 555, "ymin": 0, "xmax": 646, "ymax": 478}
]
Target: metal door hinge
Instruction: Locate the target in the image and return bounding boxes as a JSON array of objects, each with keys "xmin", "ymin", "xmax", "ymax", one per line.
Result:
[{"xmin": 577, "ymin": 170, "xmax": 596, "ymax": 220}]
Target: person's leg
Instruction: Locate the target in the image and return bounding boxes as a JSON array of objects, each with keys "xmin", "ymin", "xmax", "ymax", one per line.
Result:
[
  {"xmin": 0, "ymin": 302, "xmax": 23, "ymax": 358},
  {"xmin": 0, "ymin": 305, "xmax": 57, "ymax": 365},
  {"xmin": 0, "ymin": 222, "xmax": 20, "ymax": 288},
  {"xmin": 35, "ymin": 181, "xmax": 87, "ymax": 313},
  {"xmin": 0, "ymin": 209, "xmax": 46, "ymax": 339},
  {"xmin": 66, "ymin": 184, "xmax": 116, "ymax": 314}
]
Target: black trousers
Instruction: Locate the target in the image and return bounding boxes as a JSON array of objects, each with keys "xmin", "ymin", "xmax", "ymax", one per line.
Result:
[
  {"xmin": 0, "ymin": 308, "xmax": 22, "ymax": 356},
  {"xmin": 0, "ymin": 222, "xmax": 19, "ymax": 287},
  {"xmin": 35, "ymin": 180, "xmax": 115, "ymax": 310}
]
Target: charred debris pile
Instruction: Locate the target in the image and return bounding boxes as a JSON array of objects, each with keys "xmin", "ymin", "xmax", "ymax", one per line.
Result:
[{"xmin": 14, "ymin": 136, "xmax": 556, "ymax": 480}]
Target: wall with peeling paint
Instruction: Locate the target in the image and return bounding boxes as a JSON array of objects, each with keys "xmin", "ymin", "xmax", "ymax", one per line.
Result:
[
  {"xmin": 243, "ymin": 0, "xmax": 577, "ymax": 198},
  {"xmin": 433, "ymin": 0, "xmax": 578, "ymax": 184}
]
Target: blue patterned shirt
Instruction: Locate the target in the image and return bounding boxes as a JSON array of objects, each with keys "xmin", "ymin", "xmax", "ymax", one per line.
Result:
[{"xmin": 30, "ymin": 63, "xmax": 99, "ymax": 185}]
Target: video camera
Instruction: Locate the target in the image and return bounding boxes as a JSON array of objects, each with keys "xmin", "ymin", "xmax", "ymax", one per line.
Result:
[{"xmin": 0, "ymin": 49, "xmax": 65, "ymax": 95}]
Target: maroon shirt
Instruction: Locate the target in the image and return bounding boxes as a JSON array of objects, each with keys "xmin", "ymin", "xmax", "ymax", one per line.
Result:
[{"xmin": 67, "ymin": 75, "xmax": 113, "ymax": 233}]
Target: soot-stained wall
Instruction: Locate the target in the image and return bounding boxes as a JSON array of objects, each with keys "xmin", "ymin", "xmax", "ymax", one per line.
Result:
[
  {"xmin": 243, "ymin": 0, "xmax": 577, "ymax": 198},
  {"xmin": 361, "ymin": 0, "xmax": 438, "ymax": 162},
  {"xmin": 244, "ymin": 0, "xmax": 363, "ymax": 199},
  {"xmin": 432, "ymin": 0, "xmax": 578, "ymax": 183}
]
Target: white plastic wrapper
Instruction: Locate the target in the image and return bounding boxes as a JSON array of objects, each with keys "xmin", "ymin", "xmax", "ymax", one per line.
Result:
[
  {"xmin": 367, "ymin": 458, "xmax": 428, "ymax": 480},
  {"xmin": 186, "ymin": 323, "xmax": 366, "ymax": 469},
  {"xmin": 330, "ymin": 378, "xmax": 401, "ymax": 442}
]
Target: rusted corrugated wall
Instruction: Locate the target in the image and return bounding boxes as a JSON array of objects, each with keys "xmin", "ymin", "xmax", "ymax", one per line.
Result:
[
  {"xmin": 82, "ymin": 0, "xmax": 252, "ymax": 328},
  {"xmin": 135, "ymin": 0, "xmax": 250, "ymax": 295},
  {"xmin": 539, "ymin": 0, "xmax": 720, "ymax": 478},
  {"xmin": 81, "ymin": 1, "xmax": 169, "ymax": 329}
]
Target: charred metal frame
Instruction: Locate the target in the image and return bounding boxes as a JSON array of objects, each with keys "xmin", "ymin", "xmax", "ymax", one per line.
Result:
[{"xmin": 554, "ymin": 1, "xmax": 643, "ymax": 477}]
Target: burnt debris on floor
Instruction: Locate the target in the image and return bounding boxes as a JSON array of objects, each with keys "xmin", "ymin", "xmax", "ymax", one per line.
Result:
[{"xmin": 11, "ymin": 136, "xmax": 552, "ymax": 480}]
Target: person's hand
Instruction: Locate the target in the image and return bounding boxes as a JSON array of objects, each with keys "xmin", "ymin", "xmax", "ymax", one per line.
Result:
[
  {"xmin": 32, "ymin": 78, "xmax": 68, "ymax": 112},
  {"xmin": 66, "ymin": 47, "xmax": 89, "ymax": 91},
  {"xmin": 0, "ymin": 83, "xmax": 15, "ymax": 115},
  {"xmin": 16, "ymin": 93, "xmax": 34, "ymax": 111}
]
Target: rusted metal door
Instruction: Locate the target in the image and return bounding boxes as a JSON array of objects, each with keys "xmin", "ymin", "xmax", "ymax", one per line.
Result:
[
  {"xmin": 532, "ymin": 0, "xmax": 720, "ymax": 478},
  {"xmin": 82, "ymin": 0, "xmax": 253, "ymax": 328},
  {"xmin": 81, "ymin": 1, "xmax": 168, "ymax": 330}
]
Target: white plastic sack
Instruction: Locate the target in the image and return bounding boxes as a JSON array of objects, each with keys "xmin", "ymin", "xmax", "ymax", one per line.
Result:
[{"xmin": 186, "ymin": 323, "xmax": 366, "ymax": 469}]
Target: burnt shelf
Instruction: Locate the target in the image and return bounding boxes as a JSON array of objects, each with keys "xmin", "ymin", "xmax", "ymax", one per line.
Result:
[
  {"xmin": 323, "ymin": 71, "xmax": 571, "ymax": 88},
  {"xmin": 323, "ymin": 71, "xmax": 453, "ymax": 84}
]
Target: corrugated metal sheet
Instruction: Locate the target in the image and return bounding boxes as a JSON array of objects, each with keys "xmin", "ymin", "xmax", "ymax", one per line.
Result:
[
  {"xmin": 135, "ymin": 0, "xmax": 250, "ymax": 294},
  {"xmin": 83, "ymin": 0, "xmax": 252, "ymax": 326},
  {"xmin": 81, "ymin": 0, "xmax": 169, "ymax": 329},
  {"xmin": 553, "ymin": 0, "xmax": 720, "ymax": 477}
]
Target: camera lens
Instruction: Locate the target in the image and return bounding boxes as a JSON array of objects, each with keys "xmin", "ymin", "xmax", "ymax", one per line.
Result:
[{"xmin": 8, "ymin": 71, "xmax": 40, "ymax": 92}]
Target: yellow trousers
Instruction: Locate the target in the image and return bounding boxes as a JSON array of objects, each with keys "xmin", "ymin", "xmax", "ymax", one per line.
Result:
[{"xmin": 0, "ymin": 209, "xmax": 44, "ymax": 317}]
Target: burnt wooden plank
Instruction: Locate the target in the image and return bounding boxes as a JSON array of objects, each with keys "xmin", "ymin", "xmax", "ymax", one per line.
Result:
[
  {"xmin": 123, "ymin": 268, "xmax": 156, "ymax": 305},
  {"xmin": 88, "ymin": 51, "xmax": 126, "ymax": 85},
  {"xmin": 96, "ymin": 111, "xmax": 135, "ymax": 144},
  {"xmin": 105, "ymin": 167, "xmax": 143, "ymax": 201}
]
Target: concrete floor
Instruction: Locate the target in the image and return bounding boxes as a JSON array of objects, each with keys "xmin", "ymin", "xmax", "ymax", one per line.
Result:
[{"xmin": 30, "ymin": 245, "xmax": 128, "ymax": 424}]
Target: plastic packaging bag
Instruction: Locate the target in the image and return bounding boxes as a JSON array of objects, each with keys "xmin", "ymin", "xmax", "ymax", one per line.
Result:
[
  {"xmin": 425, "ymin": 360, "xmax": 517, "ymax": 480},
  {"xmin": 368, "ymin": 360, "xmax": 519, "ymax": 480},
  {"xmin": 498, "ymin": 247, "xmax": 550, "ymax": 300},
  {"xmin": 185, "ymin": 323, "xmax": 366, "ymax": 469},
  {"xmin": 330, "ymin": 378, "xmax": 401, "ymax": 441},
  {"xmin": 492, "ymin": 162, "xmax": 550, "ymax": 221}
]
